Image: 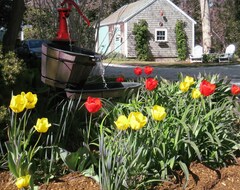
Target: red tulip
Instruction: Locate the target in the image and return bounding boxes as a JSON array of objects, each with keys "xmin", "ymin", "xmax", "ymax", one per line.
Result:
[
  {"xmin": 231, "ymin": 84, "xmax": 240, "ymax": 95},
  {"xmin": 116, "ymin": 76, "xmax": 124, "ymax": 82},
  {"xmin": 144, "ymin": 66, "xmax": 153, "ymax": 75},
  {"xmin": 134, "ymin": 67, "xmax": 142, "ymax": 76},
  {"xmin": 145, "ymin": 78, "xmax": 158, "ymax": 91},
  {"xmin": 200, "ymin": 80, "xmax": 216, "ymax": 96},
  {"xmin": 85, "ymin": 96, "xmax": 102, "ymax": 113}
]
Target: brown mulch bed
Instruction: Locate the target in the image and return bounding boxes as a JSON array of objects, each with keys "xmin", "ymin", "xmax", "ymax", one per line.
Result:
[
  {"xmin": 1, "ymin": 158, "xmax": 240, "ymax": 190},
  {"xmin": 153, "ymin": 158, "xmax": 240, "ymax": 190}
]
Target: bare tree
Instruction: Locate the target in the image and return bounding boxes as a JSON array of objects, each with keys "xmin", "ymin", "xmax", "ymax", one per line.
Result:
[
  {"xmin": 2, "ymin": 0, "xmax": 26, "ymax": 54},
  {"xmin": 200, "ymin": 0, "xmax": 211, "ymax": 53}
]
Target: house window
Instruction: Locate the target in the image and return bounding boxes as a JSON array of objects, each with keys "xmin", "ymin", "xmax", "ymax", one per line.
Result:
[
  {"xmin": 116, "ymin": 34, "xmax": 121, "ymax": 41},
  {"xmin": 155, "ymin": 29, "xmax": 167, "ymax": 42}
]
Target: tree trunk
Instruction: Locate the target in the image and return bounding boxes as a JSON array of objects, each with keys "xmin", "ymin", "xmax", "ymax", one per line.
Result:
[
  {"xmin": 2, "ymin": 0, "xmax": 25, "ymax": 54},
  {"xmin": 200, "ymin": 0, "xmax": 211, "ymax": 53}
]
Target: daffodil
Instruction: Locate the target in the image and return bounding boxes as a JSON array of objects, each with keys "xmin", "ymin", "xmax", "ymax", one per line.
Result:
[
  {"xmin": 151, "ymin": 105, "xmax": 167, "ymax": 121},
  {"xmin": 179, "ymin": 81, "xmax": 190, "ymax": 92},
  {"xmin": 25, "ymin": 92, "xmax": 38, "ymax": 109},
  {"xmin": 128, "ymin": 112, "xmax": 147, "ymax": 130},
  {"xmin": 15, "ymin": 175, "xmax": 31, "ymax": 189},
  {"xmin": 34, "ymin": 118, "xmax": 51, "ymax": 133},
  {"xmin": 9, "ymin": 92, "xmax": 27, "ymax": 113},
  {"xmin": 184, "ymin": 76, "xmax": 195, "ymax": 86},
  {"xmin": 114, "ymin": 115, "xmax": 129, "ymax": 130},
  {"xmin": 191, "ymin": 88, "xmax": 201, "ymax": 99}
]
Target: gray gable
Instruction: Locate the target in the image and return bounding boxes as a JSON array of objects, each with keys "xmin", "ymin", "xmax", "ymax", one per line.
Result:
[
  {"xmin": 100, "ymin": 0, "xmax": 196, "ymax": 26},
  {"xmin": 100, "ymin": 0, "xmax": 155, "ymax": 26}
]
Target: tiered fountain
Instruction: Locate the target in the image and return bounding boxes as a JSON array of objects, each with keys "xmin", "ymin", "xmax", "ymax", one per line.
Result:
[{"xmin": 41, "ymin": 0, "xmax": 141, "ymax": 99}]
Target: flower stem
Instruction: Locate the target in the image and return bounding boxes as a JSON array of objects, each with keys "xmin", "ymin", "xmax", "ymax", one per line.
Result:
[
  {"xmin": 23, "ymin": 111, "xmax": 27, "ymax": 144},
  {"xmin": 13, "ymin": 113, "xmax": 17, "ymax": 141},
  {"xmin": 30, "ymin": 133, "xmax": 42, "ymax": 161},
  {"xmin": 87, "ymin": 113, "xmax": 92, "ymax": 145}
]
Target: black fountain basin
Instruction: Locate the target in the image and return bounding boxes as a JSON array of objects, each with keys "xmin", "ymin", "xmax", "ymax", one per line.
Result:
[
  {"xmin": 41, "ymin": 41, "xmax": 101, "ymax": 89},
  {"xmin": 65, "ymin": 82, "xmax": 142, "ymax": 99}
]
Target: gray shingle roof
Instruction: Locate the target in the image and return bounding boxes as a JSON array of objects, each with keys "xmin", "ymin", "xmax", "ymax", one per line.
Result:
[
  {"xmin": 100, "ymin": 0, "xmax": 155, "ymax": 26},
  {"xmin": 100, "ymin": 0, "xmax": 196, "ymax": 26}
]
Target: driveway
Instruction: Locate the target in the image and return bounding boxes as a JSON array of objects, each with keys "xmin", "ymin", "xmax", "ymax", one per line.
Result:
[{"xmin": 101, "ymin": 63, "xmax": 240, "ymax": 85}]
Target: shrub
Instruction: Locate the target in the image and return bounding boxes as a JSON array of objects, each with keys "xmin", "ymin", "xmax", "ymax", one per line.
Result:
[
  {"xmin": 0, "ymin": 45, "xmax": 25, "ymax": 86},
  {"xmin": 133, "ymin": 19, "xmax": 152, "ymax": 61},
  {"xmin": 175, "ymin": 20, "xmax": 188, "ymax": 60},
  {"xmin": 203, "ymin": 53, "xmax": 219, "ymax": 63}
]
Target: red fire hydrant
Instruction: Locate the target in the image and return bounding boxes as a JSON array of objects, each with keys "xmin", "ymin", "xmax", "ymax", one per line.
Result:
[{"xmin": 55, "ymin": 0, "xmax": 90, "ymax": 41}]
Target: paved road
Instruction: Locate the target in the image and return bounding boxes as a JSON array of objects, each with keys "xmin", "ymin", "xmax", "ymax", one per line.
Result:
[{"xmin": 101, "ymin": 63, "xmax": 240, "ymax": 85}]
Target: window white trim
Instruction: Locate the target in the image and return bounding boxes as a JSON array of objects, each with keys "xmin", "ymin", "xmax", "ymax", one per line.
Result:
[{"xmin": 155, "ymin": 28, "xmax": 168, "ymax": 42}]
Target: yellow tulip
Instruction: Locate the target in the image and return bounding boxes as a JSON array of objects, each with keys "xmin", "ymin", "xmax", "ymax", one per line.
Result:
[
  {"xmin": 15, "ymin": 175, "xmax": 31, "ymax": 189},
  {"xmin": 191, "ymin": 88, "xmax": 201, "ymax": 99},
  {"xmin": 34, "ymin": 118, "xmax": 51, "ymax": 133},
  {"xmin": 25, "ymin": 92, "xmax": 38, "ymax": 109},
  {"xmin": 128, "ymin": 112, "xmax": 147, "ymax": 130},
  {"xmin": 179, "ymin": 81, "xmax": 190, "ymax": 92},
  {"xmin": 114, "ymin": 115, "xmax": 129, "ymax": 130},
  {"xmin": 184, "ymin": 76, "xmax": 195, "ymax": 86},
  {"xmin": 9, "ymin": 93, "xmax": 27, "ymax": 113},
  {"xmin": 151, "ymin": 105, "xmax": 167, "ymax": 121}
]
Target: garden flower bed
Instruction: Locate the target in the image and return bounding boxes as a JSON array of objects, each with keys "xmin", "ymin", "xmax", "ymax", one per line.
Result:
[
  {"xmin": 1, "ymin": 158, "xmax": 240, "ymax": 189},
  {"xmin": 1, "ymin": 66, "xmax": 240, "ymax": 190}
]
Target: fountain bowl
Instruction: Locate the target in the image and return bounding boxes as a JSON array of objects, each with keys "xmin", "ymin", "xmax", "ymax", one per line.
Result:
[{"xmin": 65, "ymin": 82, "xmax": 142, "ymax": 100}]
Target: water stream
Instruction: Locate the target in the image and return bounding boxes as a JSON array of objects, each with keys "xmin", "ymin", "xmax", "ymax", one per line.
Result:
[
  {"xmin": 95, "ymin": 61, "xmax": 108, "ymax": 89},
  {"xmin": 66, "ymin": 19, "xmax": 107, "ymax": 88}
]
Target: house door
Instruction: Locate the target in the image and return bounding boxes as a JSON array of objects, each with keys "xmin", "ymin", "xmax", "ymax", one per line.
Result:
[{"xmin": 98, "ymin": 26, "xmax": 109, "ymax": 54}]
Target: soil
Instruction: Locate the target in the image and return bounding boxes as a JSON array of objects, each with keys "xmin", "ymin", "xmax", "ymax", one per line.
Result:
[{"xmin": 1, "ymin": 158, "xmax": 240, "ymax": 190}]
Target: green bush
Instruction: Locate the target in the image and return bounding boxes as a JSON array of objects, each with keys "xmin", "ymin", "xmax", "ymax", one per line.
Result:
[
  {"xmin": 133, "ymin": 20, "xmax": 152, "ymax": 61},
  {"xmin": 0, "ymin": 46, "xmax": 25, "ymax": 87},
  {"xmin": 203, "ymin": 53, "xmax": 219, "ymax": 63},
  {"xmin": 175, "ymin": 20, "xmax": 188, "ymax": 60}
]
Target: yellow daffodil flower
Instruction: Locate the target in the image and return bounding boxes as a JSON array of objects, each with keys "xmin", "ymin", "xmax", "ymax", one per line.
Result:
[
  {"xmin": 25, "ymin": 92, "xmax": 38, "ymax": 109},
  {"xmin": 191, "ymin": 88, "xmax": 201, "ymax": 99},
  {"xmin": 114, "ymin": 115, "xmax": 129, "ymax": 130},
  {"xmin": 128, "ymin": 112, "xmax": 147, "ymax": 130},
  {"xmin": 151, "ymin": 105, "xmax": 167, "ymax": 121},
  {"xmin": 184, "ymin": 76, "xmax": 195, "ymax": 86},
  {"xmin": 179, "ymin": 81, "xmax": 190, "ymax": 92},
  {"xmin": 9, "ymin": 92, "xmax": 27, "ymax": 113},
  {"xmin": 34, "ymin": 118, "xmax": 51, "ymax": 133},
  {"xmin": 15, "ymin": 175, "xmax": 31, "ymax": 189}
]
